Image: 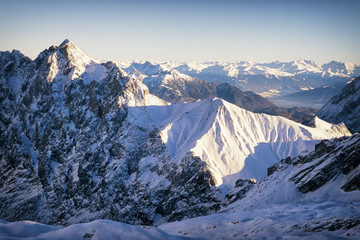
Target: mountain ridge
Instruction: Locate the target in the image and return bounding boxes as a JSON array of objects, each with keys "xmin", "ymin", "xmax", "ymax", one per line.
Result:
[
  {"xmin": 119, "ymin": 59, "xmax": 360, "ymax": 98},
  {"xmin": 317, "ymin": 76, "xmax": 360, "ymax": 133},
  {"xmin": 0, "ymin": 40, "xmax": 353, "ymax": 227}
]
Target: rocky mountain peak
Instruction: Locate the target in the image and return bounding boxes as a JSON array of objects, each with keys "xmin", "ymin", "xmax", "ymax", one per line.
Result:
[
  {"xmin": 59, "ymin": 38, "xmax": 71, "ymax": 47},
  {"xmin": 57, "ymin": 39, "xmax": 89, "ymax": 62}
]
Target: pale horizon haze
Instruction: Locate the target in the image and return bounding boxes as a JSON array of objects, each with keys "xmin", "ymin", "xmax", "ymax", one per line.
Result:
[{"xmin": 1, "ymin": 0, "xmax": 359, "ymax": 64}]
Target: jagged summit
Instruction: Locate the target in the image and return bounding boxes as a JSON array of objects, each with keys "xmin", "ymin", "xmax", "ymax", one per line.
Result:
[
  {"xmin": 32, "ymin": 39, "xmax": 115, "ymax": 84},
  {"xmin": 57, "ymin": 39, "xmax": 88, "ymax": 60},
  {"xmin": 59, "ymin": 38, "xmax": 71, "ymax": 47}
]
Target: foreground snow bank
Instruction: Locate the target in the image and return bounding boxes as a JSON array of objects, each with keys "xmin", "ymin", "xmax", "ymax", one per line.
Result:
[
  {"xmin": 0, "ymin": 220, "xmax": 194, "ymax": 240},
  {"xmin": 0, "ymin": 219, "xmax": 193, "ymax": 240},
  {"xmin": 159, "ymin": 201, "xmax": 360, "ymax": 240}
]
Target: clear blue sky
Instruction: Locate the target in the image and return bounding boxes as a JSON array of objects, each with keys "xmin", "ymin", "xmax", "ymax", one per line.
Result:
[{"xmin": 1, "ymin": 0, "xmax": 359, "ymax": 63}]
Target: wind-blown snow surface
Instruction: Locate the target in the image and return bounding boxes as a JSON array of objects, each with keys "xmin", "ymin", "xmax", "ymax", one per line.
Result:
[
  {"xmin": 0, "ymin": 219, "xmax": 193, "ymax": 240},
  {"xmin": 159, "ymin": 201, "xmax": 360, "ymax": 240},
  {"xmin": 142, "ymin": 98, "xmax": 350, "ymax": 187}
]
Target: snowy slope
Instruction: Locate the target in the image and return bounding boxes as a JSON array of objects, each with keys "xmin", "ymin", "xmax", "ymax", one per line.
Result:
[
  {"xmin": 145, "ymin": 98, "xmax": 351, "ymax": 187},
  {"xmin": 1, "ymin": 135, "xmax": 359, "ymax": 239},
  {"xmin": 317, "ymin": 77, "xmax": 360, "ymax": 133},
  {"xmin": 120, "ymin": 61, "xmax": 216, "ymax": 103},
  {"xmin": 0, "ymin": 219, "xmax": 192, "ymax": 240},
  {"xmin": 159, "ymin": 134, "xmax": 360, "ymax": 239}
]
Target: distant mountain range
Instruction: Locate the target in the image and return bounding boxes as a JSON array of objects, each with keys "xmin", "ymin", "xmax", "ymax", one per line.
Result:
[
  {"xmin": 119, "ymin": 62, "xmax": 321, "ymax": 124},
  {"xmin": 119, "ymin": 59, "xmax": 360, "ymax": 98}
]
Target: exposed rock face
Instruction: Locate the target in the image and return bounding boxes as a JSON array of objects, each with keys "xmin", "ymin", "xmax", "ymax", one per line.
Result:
[
  {"xmin": 281, "ymin": 134, "xmax": 360, "ymax": 193},
  {"xmin": 0, "ymin": 40, "xmax": 221, "ymax": 226},
  {"xmin": 317, "ymin": 76, "xmax": 360, "ymax": 133},
  {"xmin": 264, "ymin": 134, "xmax": 359, "ymax": 194},
  {"xmin": 223, "ymin": 179, "xmax": 256, "ymax": 205}
]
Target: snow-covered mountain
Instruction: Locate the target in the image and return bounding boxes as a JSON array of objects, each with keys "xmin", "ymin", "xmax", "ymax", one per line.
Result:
[
  {"xmin": 119, "ymin": 61, "xmax": 214, "ymax": 103},
  {"xmin": 317, "ymin": 77, "xmax": 360, "ymax": 133},
  {"xmin": 120, "ymin": 59, "xmax": 360, "ymax": 98},
  {"xmin": 119, "ymin": 62, "xmax": 318, "ymax": 125},
  {"xmin": 144, "ymin": 99, "xmax": 350, "ymax": 186},
  {"xmin": 0, "ymin": 40, "xmax": 352, "ymax": 228},
  {"xmin": 2, "ymin": 134, "xmax": 359, "ymax": 239},
  {"xmin": 0, "ymin": 40, "xmax": 220, "ymax": 226},
  {"xmin": 121, "ymin": 60, "xmax": 278, "ymax": 112},
  {"xmin": 159, "ymin": 134, "xmax": 360, "ymax": 239}
]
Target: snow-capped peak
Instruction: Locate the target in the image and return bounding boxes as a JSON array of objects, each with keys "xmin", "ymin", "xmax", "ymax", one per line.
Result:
[
  {"xmin": 57, "ymin": 39, "xmax": 95, "ymax": 65},
  {"xmin": 39, "ymin": 39, "xmax": 112, "ymax": 83},
  {"xmin": 146, "ymin": 98, "xmax": 351, "ymax": 188}
]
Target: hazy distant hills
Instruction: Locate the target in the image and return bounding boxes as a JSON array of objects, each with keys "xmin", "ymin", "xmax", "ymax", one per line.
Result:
[{"xmin": 271, "ymin": 82, "xmax": 347, "ymax": 109}]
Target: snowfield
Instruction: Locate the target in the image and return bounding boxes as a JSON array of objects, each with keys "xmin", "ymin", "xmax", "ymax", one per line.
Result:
[{"xmin": 159, "ymin": 201, "xmax": 360, "ymax": 240}]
